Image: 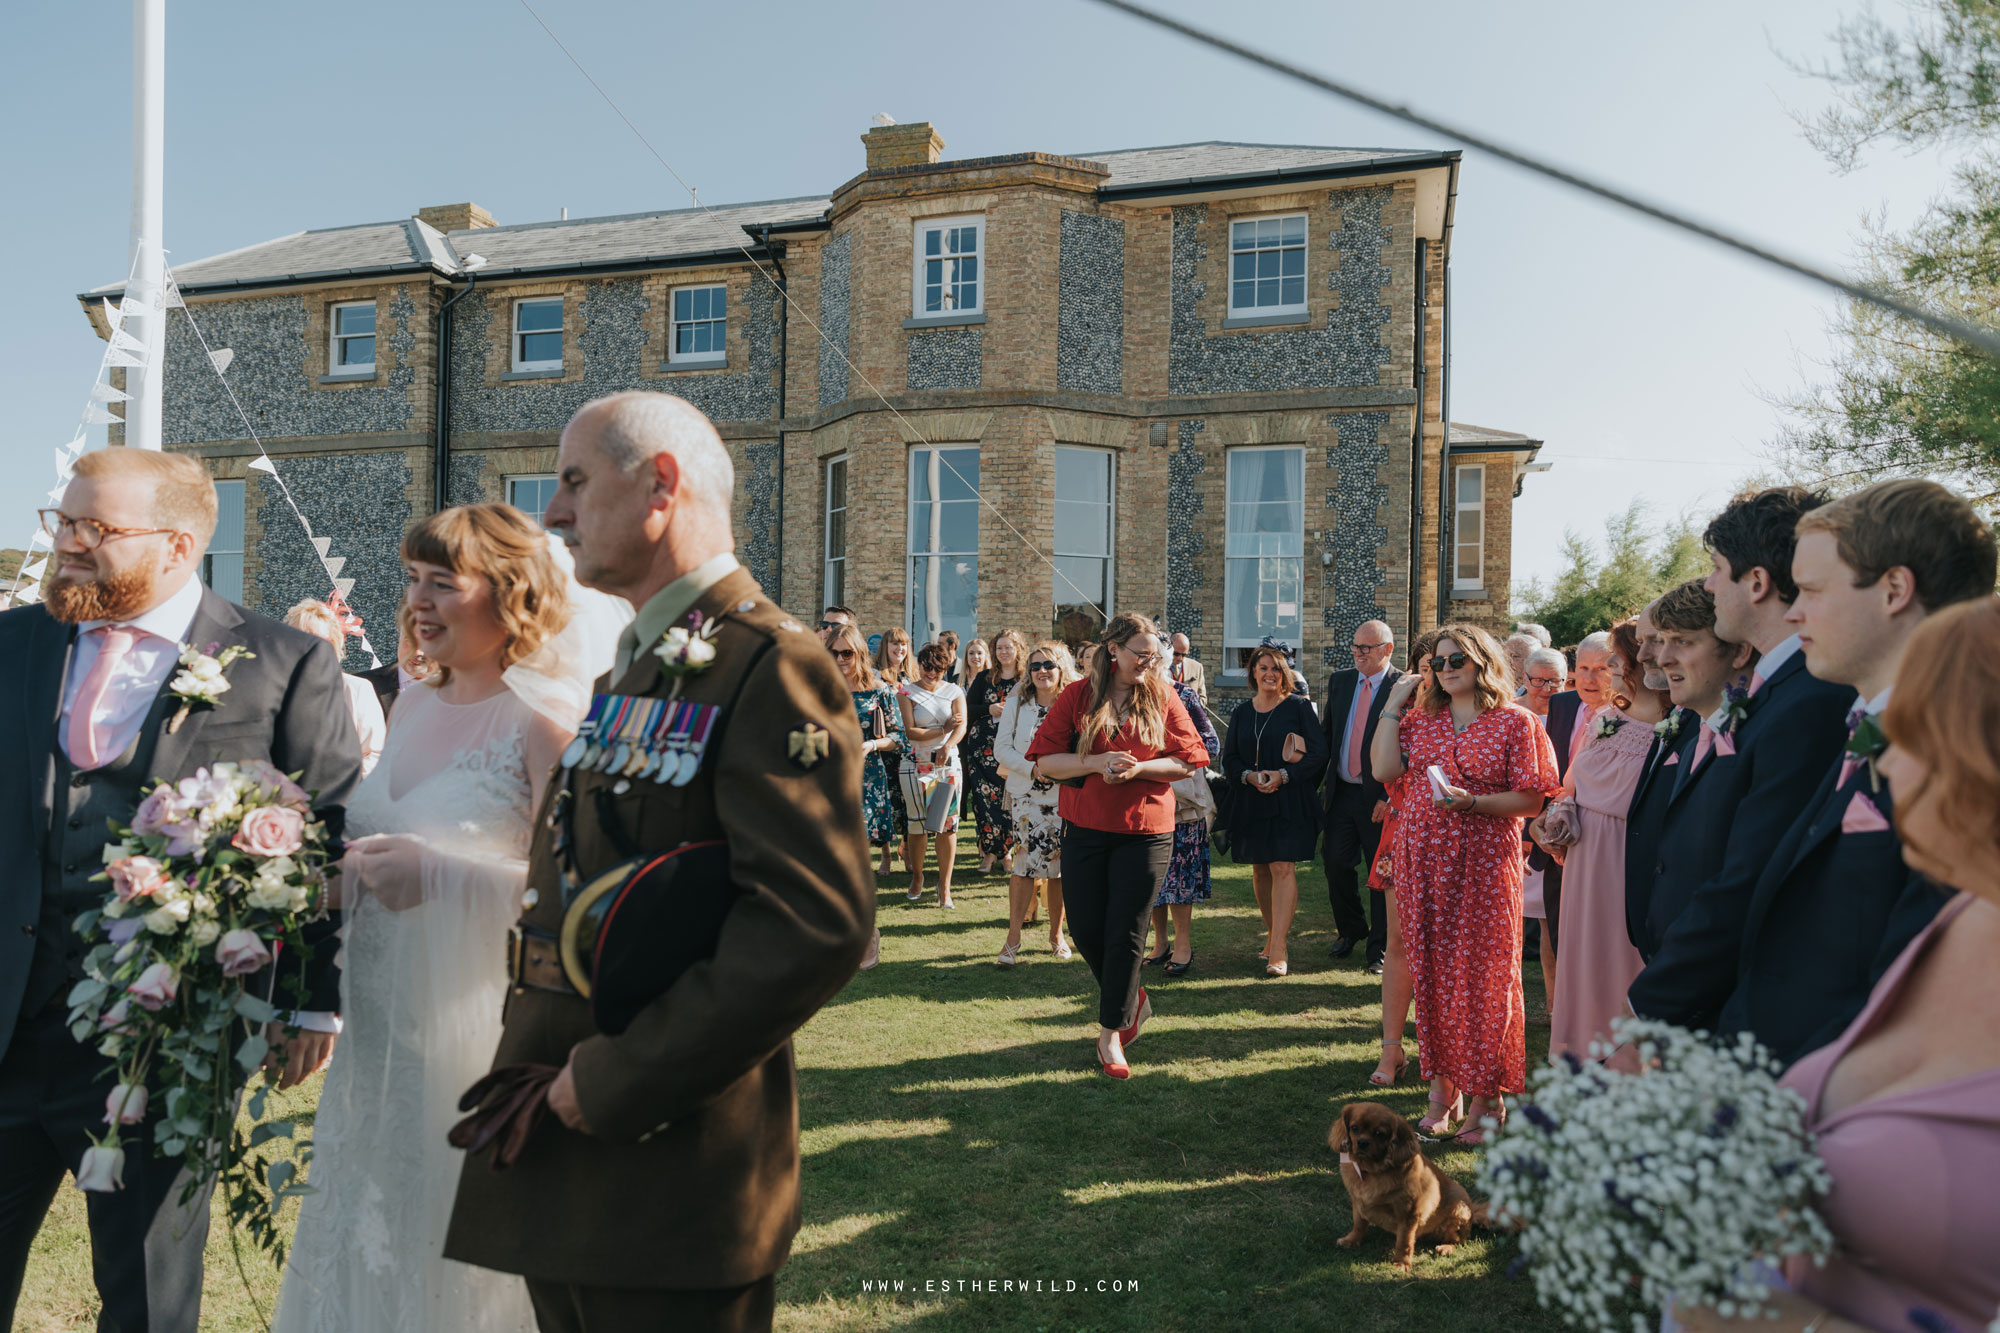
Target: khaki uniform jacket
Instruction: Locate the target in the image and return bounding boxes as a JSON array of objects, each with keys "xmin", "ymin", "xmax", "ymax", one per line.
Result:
[
  {"xmin": 1173, "ymin": 655, "xmax": 1207, "ymax": 704},
  {"xmin": 443, "ymin": 568, "xmax": 874, "ymax": 1289}
]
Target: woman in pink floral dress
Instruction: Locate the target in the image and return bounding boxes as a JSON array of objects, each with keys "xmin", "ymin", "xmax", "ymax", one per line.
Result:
[{"xmin": 1372, "ymin": 624, "xmax": 1561, "ymax": 1143}]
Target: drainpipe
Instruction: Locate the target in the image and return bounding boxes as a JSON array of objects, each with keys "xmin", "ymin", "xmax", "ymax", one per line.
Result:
[
  {"xmin": 433, "ymin": 271, "xmax": 477, "ymax": 513},
  {"xmin": 758, "ymin": 225, "xmax": 788, "ymax": 603},
  {"xmin": 1435, "ymin": 258, "xmax": 1453, "ymax": 626},
  {"xmin": 1409, "ymin": 237, "xmax": 1428, "ymax": 642}
]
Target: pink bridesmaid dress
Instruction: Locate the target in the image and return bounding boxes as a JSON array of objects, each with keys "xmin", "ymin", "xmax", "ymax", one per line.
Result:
[
  {"xmin": 1781, "ymin": 894, "xmax": 2000, "ymax": 1333},
  {"xmin": 1548, "ymin": 705, "xmax": 1651, "ymax": 1060}
]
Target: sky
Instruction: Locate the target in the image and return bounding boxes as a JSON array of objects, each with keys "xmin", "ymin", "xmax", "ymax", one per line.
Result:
[{"xmin": 0, "ymin": 0, "xmax": 1964, "ymax": 604}]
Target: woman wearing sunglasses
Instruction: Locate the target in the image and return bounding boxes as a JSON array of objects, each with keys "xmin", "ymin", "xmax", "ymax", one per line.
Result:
[
  {"xmin": 1371, "ymin": 624, "xmax": 1561, "ymax": 1143},
  {"xmin": 992, "ymin": 641, "xmax": 1080, "ymax": 965},
  {"xmin": 1026, "ymin": 614, "xmax": 1209, "ymax": 1079},
  {"xmin": 830, "ymin": 623, "xmax": 903, "ymax": 879}
]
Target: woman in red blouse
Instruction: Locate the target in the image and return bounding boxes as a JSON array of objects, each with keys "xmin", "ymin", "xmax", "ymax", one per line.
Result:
[
  {"xmin": 1370, "ymin": 623, "xmax": 1561, "ymax": 1143},
  {"xmin": 1027, "ymin": 613, "xmax": 1210, "ymax": 1079}
]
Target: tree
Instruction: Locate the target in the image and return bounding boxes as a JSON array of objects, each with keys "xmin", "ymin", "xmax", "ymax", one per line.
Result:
[
  {"xmin": 1513, "ymin": 502, "xmax": 1708, "ymax": 648},
  {"xmin": 1775, "ymin": 0, "xmax": 2000, "ymax": 505}
]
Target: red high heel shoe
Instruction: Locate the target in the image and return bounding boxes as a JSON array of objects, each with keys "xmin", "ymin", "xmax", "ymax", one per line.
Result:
[
  {"xmin": 1097, "ymin": 1033, "xmax": 1130, "ymax": 1079},
  {"xmin": 1117, "ymin": 988, "xmax": 1153, "ymax": 1049}
]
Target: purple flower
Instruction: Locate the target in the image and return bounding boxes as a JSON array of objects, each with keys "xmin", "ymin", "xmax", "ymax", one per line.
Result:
[
  {"xmin": 1603, "ymin": 1179, "xmax": 1637, "ymax": 1215},
  {"xmin": 105, "ymin": 916, "xmax": 143, "ymax": 944},
  {"xmin": 1561, "ymin": 1051, "xmax": 1583, "ymax": 1074},
  {"xmin": 1505, "ymin": 1255, "xmax": 1530, "ymax": 1280},
  {"xmin": 1502, "ymin": 1154, "xmax": 1549, "ymax": 1182},
  {"xmin": 1708, "ymin": 1103, "xmax": 1740, "ymax": 1137},
  {"xmin": 1522, "ymin": 1103, "xmax": 1560, "ymax": 1134},
  {"xmin": 1773, "ymin": 1159, "xmax": 1799, "ymax": 1179}
]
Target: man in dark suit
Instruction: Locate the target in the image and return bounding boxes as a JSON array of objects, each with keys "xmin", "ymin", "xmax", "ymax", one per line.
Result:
[
  {"xmin": 0, "ymin": 449, "xmax": 361, "ymax": 1332},
  {"xmin": 1718, "ymin": 480, "xmax": 1994, "ymax": 1066},
  {"xmin": 356, "ymin": 638, "xmax": 405, "ymax": 719},
  {"xmin": 1319, "ymin": 620, "xmax": 1401, "ymax": 969},
  {"xmin": 1530, "ymin": 670, "xmax": 1591, "ymax": 953},
  {"xmin": 1626, "ymin": 582, "xmax": 1752, "ymax": 961},
  {"xmin": 1629, "ymin": 486, "xmax": 1853, "ymax": 1032},
  {"xmin": 446, "ymin": 392, "xmax": 873, "ymax": 1333}
]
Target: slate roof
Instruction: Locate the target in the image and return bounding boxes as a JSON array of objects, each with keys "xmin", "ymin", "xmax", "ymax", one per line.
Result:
[
  {"xmin": 83, "ymin": 141, "xmax": 1450, "ymax": 299},
  {"xmin": 1448, "ymin": 423, "xmax": 1544, "ymax": 453}
]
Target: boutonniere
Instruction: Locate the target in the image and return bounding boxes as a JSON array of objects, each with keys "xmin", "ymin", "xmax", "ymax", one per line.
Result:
[
  {"xmin": 1653, "ymin": 711, "xmax": 1685, "ymax": 744},
  {"xmin": 653, "ymin": 610, "xmax": 722, "ymax": 699},
  {"xmin": 1846, "ymin": 712, "xmax": 1888, "ymax": 792},
  {"xmin": 166, "ymin": 642, "xmax": 255, "ymax": 734},
  {"xmin": 1592, "ymin": 713, "xmax": 1625, "ymax": 740},
  {"xmin": 1713, "ymin": 684, "xmax": 1750, "ymax": 737}
]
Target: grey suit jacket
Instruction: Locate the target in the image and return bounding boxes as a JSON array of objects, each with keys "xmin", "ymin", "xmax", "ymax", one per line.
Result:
[{"xmin": 0, "ymin": 587, "xmax": 363, "ymax": 1060}]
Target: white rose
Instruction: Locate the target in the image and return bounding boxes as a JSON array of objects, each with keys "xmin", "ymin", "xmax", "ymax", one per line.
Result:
[
  {"xmin": 288, "ymin": 883, "xmax": 312, "ymax": 914},
  {"xmin": 143, "ymin": 900, "xmax": 189, "ymax": 934},
  {"xmin": 188, "ymin": 656, "xmax": 225, "ymax": 683},
  {"xmin": 102, "ymin": 840, "xmax": 140, "ymax": 866},
  {"xmin": 245, "ymin": 877, "xmax": 289, "ymax": 911},
  {"xmin": 682, "ymin": 635, "xmax": 717, "ymax": 667},
  {"xmin": 167, "ymin": 671, "xmax": 204, "ymax": 696},
  {"xmin": 189, "ymin": 919, "xmax": 220, "ymax": 946},
  {"xmin": 189, "ymin": 893, "xmax": 216, "ymax": 918}
]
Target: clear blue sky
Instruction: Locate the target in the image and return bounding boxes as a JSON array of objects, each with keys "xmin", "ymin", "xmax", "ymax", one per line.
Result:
[{"xmin": 0, "ymin": 0, "xmax": 1959, "ymax": 598}]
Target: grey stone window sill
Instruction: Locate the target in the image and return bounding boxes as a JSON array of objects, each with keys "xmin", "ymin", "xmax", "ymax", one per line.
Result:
[
  {"xmin": 1222, "ymin": 310, "xmax": 1311, "ymax": 330},
  {"xmin": 316, "ymin": 371, "xmax": 377, "ymax": 384},
  {"xmin": 658, "ymin": 358, "xmax": 727, "ymax": 373},
  {"xmin": 902, "ymin": 312, "xmax": 987, "ymax": 330},
  {"xmin": 1450, "ymin": 589, "xmax": 1489, "ymax": 601},
  {"xmin": 502, "ymin": 367, "xmax": 565, "ymax": 381}
]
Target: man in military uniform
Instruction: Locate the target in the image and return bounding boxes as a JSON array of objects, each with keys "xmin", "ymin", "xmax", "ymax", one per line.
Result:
[{"xmin": 445, "ymin": 391, "xmax": 874, "ymax": 1332}]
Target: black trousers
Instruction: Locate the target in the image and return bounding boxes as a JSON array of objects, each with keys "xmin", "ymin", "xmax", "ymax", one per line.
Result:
[
  {"xmin": 527, "ymin": 1274, "xmax": 776, "ymax": 1333},
  {"xmin": 0, "ymin": 999, "xmax": 212, "ymax": 1333},
  {"xmin": 1321, "ymin": 780, "xmax": 1388, "ymax": 963},
  {"xmin": 1061, "ymin": 825, "xmax": 1174, "ymax": 1029}
]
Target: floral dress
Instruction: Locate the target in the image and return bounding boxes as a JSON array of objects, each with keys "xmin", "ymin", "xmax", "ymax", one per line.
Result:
[
  {"xmin": 1390, "ymin": 702, "xmax": 1561, "ymax": 1101},
  {"xmin": 1157, "ymin": 681, "xmax": 1221, "ymax": 905},
  {"xmin": 962, "ymin": 671, "xmax": 1020, "ymax": 860},
  {"xmin": 995, "ymin": 693, "xmax": 1064, "ymax": 878},
  {"xmin": 851, "ymin": 685, "xmax": 903, "ymax": 847}
]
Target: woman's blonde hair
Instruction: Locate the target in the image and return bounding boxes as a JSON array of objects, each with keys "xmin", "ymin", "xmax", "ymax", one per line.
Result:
[
  {"xmin": 1077, "ymin": 612, "xmax": 1170, "ymax": 756},
  {"xmin": 1023, "ymin": 639, "xmax": 1080, "ymax": 701},
  {"xmin": 875, "ymin": 626, "xmax": 913, "ymax": 683},
  {"xmin": 1882, "ymin": 598, "xmax": 2000, "ymax": 871},
  {"xmin": 283, "ymin": 599, "xmax": 345, "ymax": 654},
  {"xmin": 962, "ymin": 636, "xmax": 992, "ymax": 677},
  {"xmin": 985, "ymin": 629, "xmax": 1031, "ymax": 688},
  {"xmin": 1417, "ymin": 623, "xmax": 1515, "ymax": 714},
  {"xmin": 399, "ymin": 503, "xmax": 570, "ymax": 688},
  {"xmin": 827, "ymin": 622, "xmax": 880, "ymax": 689}
]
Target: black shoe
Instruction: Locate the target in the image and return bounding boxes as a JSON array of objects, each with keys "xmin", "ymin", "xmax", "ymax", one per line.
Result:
[
  {"xmin": 1164, "ymin": 954, "xmax": 1194, "ymax": 977},
  {"xmin": 1365, "ymin": 957, "xmax": 1385, "ymax": 976},
  {"xmin": 1328, "ymin": 935, "xmax": 1359, "ymax": 960},
  {"xmin": 1142, "ymin": 951, "xmax": 1171, "ymax": 967}
]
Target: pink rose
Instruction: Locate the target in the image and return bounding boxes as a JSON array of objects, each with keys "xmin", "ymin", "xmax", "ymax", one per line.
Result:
[
  {"xmin": 98, "ymin": 997, "xmax": 133, "ymax": 1033},
  {"xmin": 103, "ymin": 1083, "xmax": 148, "ymax": 1125},
  {"xmin": 125, "ymin": 962, "xmax": 178, "ymax": 1011},
  {"xmin": 106, "ymin": 856, "xmax": 171, "ymax": 904},
  {"xmin": 239, "ymin": 761, "xmax": 312, "ymax": 810},
  {"xmin": 232, "ymin": 806, "xmax": 305, "ymax": 859},
  {"xmin": 129, "ymin": 787, "xmax": 176, "ymax": 837},
  {"xmin": 75, "ymin": 1145, "xmax": 125, "ymax": 1193},
  {"xmin": 213, "ymin": 928, "xmax": 272, "ymax": 978}
]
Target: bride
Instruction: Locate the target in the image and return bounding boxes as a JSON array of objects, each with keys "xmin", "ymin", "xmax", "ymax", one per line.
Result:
[{"xmin": 274, "ymin": 503, "xmax": 627, "ymax": 1333}]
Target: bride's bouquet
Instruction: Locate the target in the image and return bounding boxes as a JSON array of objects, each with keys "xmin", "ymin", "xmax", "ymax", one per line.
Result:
[
  {"xmin": 64, "ymin": 760, "xmax": 335, "ymax": 1260},
  {"xmin": 1475, "ymin": 1017, "xmax": 1835, "ymax": 1333}
]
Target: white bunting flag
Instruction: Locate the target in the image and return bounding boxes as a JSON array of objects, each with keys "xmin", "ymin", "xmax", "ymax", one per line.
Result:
[
  {"xmin": 101, "ymin": 298, "xmax": 124, "ymax": 330},
  {"xmin": 89, "ymin": 382, "xmax": 130, "ymax": 404},
  {"xmin": 163, "ymin": 278, "xmax": 184, "ymax": 309},
  {"xmin": 247, "ymin": 456, "xmax": 277, "ymax": 473},
  {"xmin": 20, "ymin": 559, "xmax": 47, "ymax": 582},
  {"xmin": 83, "ymin": 404, "xmax": 120, "ymax": 426},
  {"xmin": 208, "ymin": 348, "xmax": 234, "ymax": 375},
  {"xmin": 322, "ymin": 556, "xmax": 346, "ymax": 579},
  {"xmin": 58, "ymin": 433, "xmax": 85, "ymax": 459},
  {"xmin": 105, "ymin": 347, "xmax": 145, "ymax": 369},
  {"xmin": 311, "ymin": 536, "xmax": 332, "ymax": 558},
  {"xmin": 334, "ymin": 577, "xmax": 356, "ymax": 597},
  {"xmin": 30, "ymin": 531, "xmax": 52, "ymax": 548},
  {"xmin": 110, "ymin": 327, "xmax": 145, "ymax": 354}
]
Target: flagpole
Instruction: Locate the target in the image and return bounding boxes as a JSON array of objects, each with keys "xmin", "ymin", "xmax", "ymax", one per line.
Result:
[{"xmin": 127, "ymin": 0, "xmax": 165, "ymax": 451}]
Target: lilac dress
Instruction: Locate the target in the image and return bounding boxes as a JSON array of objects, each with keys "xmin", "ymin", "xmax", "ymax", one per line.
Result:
[
  {"xmin": 1548, "ymin": 706, "xmax": 1650, "ymax": 1060},
  {"xmin": 1780, "ymin": 893, "xmax": 2000, "ymax": 1333}
]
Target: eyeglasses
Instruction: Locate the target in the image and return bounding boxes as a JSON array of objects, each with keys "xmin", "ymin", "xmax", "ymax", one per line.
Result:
[
  {"xmin": 1428, "ymin": 653, "xmax": 1470, "ymax": 673},
  {"xmin": 1028, "ymin": 660, "xmax": 1057, "ymax": 672},
  {"xmin": 1526, "ymin": 676, "xmax": 1563, "ymax": 690},
  {"xmin": 1116, "ymin": 642, "xmax": 1159, "ymax": 668},
  {"xmin": 38, "ymin": 509, "xmax": 179, "ymax": 552},
  {"xmin": 818, "ymin": 620, "xmax": 845, "ymax": 631},
  {"xmin": 1352, "ymin": 641, "xmax": 1391, "ymax": 653},
  {"xmin": 830, "ymin": 648, "xmax": 856, "ymax": 661}
]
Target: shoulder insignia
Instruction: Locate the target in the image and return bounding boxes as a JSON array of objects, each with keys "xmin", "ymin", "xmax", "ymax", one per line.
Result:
[
  {"xmin": 778, "ymin": 619, "xmax": 804, "ymax": 633},
  {"xmin": 737, "ymin": 600, "xmax": 756, "ymax": 613},
  {"xmin": 788, "ymin": 721, "xmax": 831, "ymax": 770}
]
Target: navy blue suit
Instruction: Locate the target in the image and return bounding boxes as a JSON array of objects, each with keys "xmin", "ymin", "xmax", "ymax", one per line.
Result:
[
  {"xmin": 1622, "ymin": 708, "xmax": 1700, "ymax": 961},
  {"xmin": 1626, "ymin": 652, "xmax": 1855, "ymax": 1031},
  {"xmin": 1718, "ymin": 750, "xmax": 1950, "ymax": 1067},
  {"xmin": 1528, "ymin": 691, "xmax": 1586, "ymax": 951}
]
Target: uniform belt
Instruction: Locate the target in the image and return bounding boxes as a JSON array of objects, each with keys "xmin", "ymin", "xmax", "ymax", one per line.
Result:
[{"xmin": 508, "ymin": 923, "xmax": 578, "ymax": 996}]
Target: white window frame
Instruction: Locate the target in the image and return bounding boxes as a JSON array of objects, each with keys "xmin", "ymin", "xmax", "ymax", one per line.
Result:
[
  {"xmin": 512, "ymin": 297, "xmax": 565, "ymax": 372},
  {"xmin": 329, "ymin": 300, "xmax": 377, "ymax": 374},
  {"xmin": 1453, "ymin": 464, "xmax": 1486, "ymax": 591},
  {"xmin": 905, "ymin": 445, "xmax": 981, "ymax": 645},
  {"xmin": 1227, "ymin": 212, "xmax": 1310, "ymax": 319},
  {"xmin": 668, "ymin": 283, "xmax": 728, "ymax": 366},
  {"xmin": 203, "ymin": 479, "xmax": 245, "ymax": 602},
  {"xmin": 823, "ymin": 455, "xmax": 849, "ymax": 608},
  {"xmin": 911, "ymin": 215, "xmax": 985, "ymax": 319},
  {"xmin": 1222, "ymin": 444, "xmax": 1306, "ymax": 676},
  {"xmin": 507, "ymin": 474, "xmax": 559, "ymax": 529},
  {"xmin": 1052, "ymin": 445, "xmax": 1115, "ymax": 639}
]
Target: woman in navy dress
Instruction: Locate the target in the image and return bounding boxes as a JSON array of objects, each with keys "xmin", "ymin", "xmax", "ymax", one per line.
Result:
[{"xmin": 1223, "ymin": 643, "xmax": 1328, "ymax": 975}]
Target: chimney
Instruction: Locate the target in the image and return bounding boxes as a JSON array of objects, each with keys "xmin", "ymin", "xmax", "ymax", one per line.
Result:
[
  {"xmin": 416, "ymin": 202, "xmax": 496, "ymax": 232},
  {"xmin": 862, "ymin": 121, "xmax": 945, "ymax": 172}
]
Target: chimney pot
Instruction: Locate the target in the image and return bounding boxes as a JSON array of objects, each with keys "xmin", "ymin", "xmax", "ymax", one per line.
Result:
[
  {"xmin": 416, "ymin": 202, "xmax": 496, "ymax": 232},
  {"xmin": 863, "ymin": 122, "xmax": 945, "ymax": 172}
]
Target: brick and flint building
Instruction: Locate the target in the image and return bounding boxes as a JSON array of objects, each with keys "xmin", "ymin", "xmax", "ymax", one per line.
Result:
[{"xmin": 80, "ymin": 124, "xmax": 1544, "ymax": 689}]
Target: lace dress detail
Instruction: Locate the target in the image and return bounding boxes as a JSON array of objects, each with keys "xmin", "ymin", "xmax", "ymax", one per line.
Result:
[{"xmin": 274, "ymin": 687, "xmax": 540, "ymax": 1333}]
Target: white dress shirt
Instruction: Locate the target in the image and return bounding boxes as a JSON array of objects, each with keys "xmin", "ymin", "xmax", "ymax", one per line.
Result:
[
  {"xmin": 342, "ymin": 673, "xmax": 388, "ymax": 777},
  {"xmin": 1753, "ymin": 633, "xmax": 1803, "ymax": 686},
  {"xmin": 1335, "ymin": 666, "xmax": 1390, "ymax": 784},
  {"xmin": 62, "ymin": 575, "xmax": 205, "ymax": 765}
]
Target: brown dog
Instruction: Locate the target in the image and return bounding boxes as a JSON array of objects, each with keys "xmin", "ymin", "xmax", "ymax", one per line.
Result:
[{"xmin": 1328, "ymin": 1101, "xmax": 1474, "ymax": 1271}]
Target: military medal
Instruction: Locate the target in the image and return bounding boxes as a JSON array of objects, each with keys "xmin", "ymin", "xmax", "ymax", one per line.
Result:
[
  {"xmin": 638, "ymin": 700, "xmax": 678, "ymax": 779},
  {"xmin": 622, "ymin": 700, "xmax": 661, "ymax": 777},
  {"xmin": 673, "ymin": 706, "xmax": 718, "ymax": 787},
  {"xmin": 563, "ymin": 695, "xmax": 612, "ymax": 770},
  {"xmin": 653, "ymin": 703, "xmax": 694, "ymax": 785},
  {"xmin": 598, "ymin": 696, "xmax": 639, "ymax": 773}
]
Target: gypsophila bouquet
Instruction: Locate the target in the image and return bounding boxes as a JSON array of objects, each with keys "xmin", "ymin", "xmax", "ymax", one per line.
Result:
[
  {"xmin": 1475, "ymin": 1017, "xmax": 1834, "ymax": 1333},
  {"xmin": 64, "ymin": 760, "xmax": 332, "ymax": 1262}
]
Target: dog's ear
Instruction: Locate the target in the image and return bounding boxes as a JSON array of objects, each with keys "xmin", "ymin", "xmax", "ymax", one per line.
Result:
[
  {"xmin": 1328, "ymin": 1106, "xmax": 1352, "ymax": 1155},
  {"xmin": 1385, "ymin": 1116, "xmax": 1422, "ymax": 1166}
]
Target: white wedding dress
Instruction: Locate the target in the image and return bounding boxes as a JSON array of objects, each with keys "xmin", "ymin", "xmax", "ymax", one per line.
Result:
[{"xmin": 274, "ymin": 540, "xmax": 627, "ymax": 1333}]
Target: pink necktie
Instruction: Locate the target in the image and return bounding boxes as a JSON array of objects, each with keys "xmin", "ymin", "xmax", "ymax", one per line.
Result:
[
  {"xmin": 1747, "ymin": 671, "xmax": 1766, "ymax": 699},
  {"xmin": 1347, "ymin": 676, "xmax": 1372, "ymax": 779},
  {"xmin": 67, "ymin": 625, "xmax": 140, "ymax": 770}
]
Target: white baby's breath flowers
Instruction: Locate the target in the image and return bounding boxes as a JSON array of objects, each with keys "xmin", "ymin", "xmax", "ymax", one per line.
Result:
[{"xmin": 1474, "ymin": 1018, "xmax": 1834, "ymax": 1333}]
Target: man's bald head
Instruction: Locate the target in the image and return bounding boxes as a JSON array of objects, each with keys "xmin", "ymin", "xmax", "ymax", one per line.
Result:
[
  {"xmin": 1171, "ymin": 633, "xmax": 1191, "ymax": 655},
  {"xmin": 1351, "ymin": 619, "xmax": 1394, "ymax": 674}
]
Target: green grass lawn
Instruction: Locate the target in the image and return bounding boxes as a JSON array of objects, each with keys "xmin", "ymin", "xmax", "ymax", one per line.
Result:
[{"xmin": 20, "ymin": 834, "xmax": 1564, "ymax": 1333}]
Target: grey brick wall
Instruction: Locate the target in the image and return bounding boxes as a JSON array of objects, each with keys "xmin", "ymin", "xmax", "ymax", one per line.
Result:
[
  {"xmin": 817, "ymin": 233, "xmax": 851, "ymax": 408},
  {"xmin": 447, "ymin": 452, "xmax": 489, "ymax": 508},
  {"xmin": 1322, "ymin": 410, "xmax": 1391, "ymax": 665},
  {"xmin": 1057, "ymin": 211, "xmax": 1124, "ymax": 395},
  {"xmin": 1166, "ymin": 419, "xmax": 1206, "ymax": 635},
  {"xmin": 741, "ymin": 439, "xmax": 780, "ymax": 597},
  {"xmin": 905, "ymin": 327, "xmax": 981, "ymax": 391},
  {"xmin": 254, "ymin": 453, "xmax": 412, "ymax": 671}
]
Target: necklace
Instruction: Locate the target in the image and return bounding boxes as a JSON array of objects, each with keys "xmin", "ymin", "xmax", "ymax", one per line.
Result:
[{"xmin": 1251, "ymin": 694, "xmax": 1282, "ymax": 767}]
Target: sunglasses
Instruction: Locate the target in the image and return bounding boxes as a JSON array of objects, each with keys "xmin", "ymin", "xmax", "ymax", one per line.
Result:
[
  {"xmin": 1028, "ymin": 660, "xmax": 1057, "ymax": 672},
  {"xmin": 1428, "ymin": 653, "xmax": 1470, "ymax": 673},
  {"xmin": 831, "ymin": 648, "xmax": 856, "ymax": 660},
  {"xmin": 818, "ymin": 620, "xmax": 845, "ymax": 631}
]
